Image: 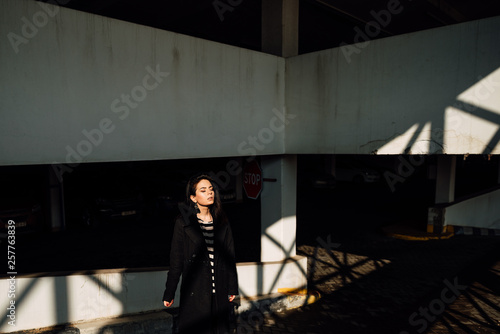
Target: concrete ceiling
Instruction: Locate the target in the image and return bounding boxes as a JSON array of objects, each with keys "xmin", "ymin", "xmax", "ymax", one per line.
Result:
[{"xmin": 37, "ymin": 0, "xmax": 500, "ymax": 54}]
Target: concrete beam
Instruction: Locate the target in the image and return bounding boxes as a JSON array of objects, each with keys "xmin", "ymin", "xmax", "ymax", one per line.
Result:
[
  {"xmin": 435, "ymin": 155, "xmax": 456, "ymax": 204},
  {"xmin": 47, "ymin": 166, "xmax": 65, "ymax": 231}
]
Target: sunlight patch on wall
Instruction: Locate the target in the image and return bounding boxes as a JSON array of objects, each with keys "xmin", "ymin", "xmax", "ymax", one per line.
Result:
[
  {"xmin": 444, "ymin": 106, "xmax": 500, "ymax": 154},
  {"xmin": 377, "ymin": 123, "xmax": 438, "ymax": 154},
  {"xmin": 377, "ymin": 124, "xmax": 420, "ymax": 154},
  {"xmin": 262, "ymin": 215, "xmax": 297, "ymax": 262},
  {"xmin": 457, "ymin": 68, "xmax": 500, "ymax": 116},
  {"xmin": 407, "ymin": 122, "xmax": 435, "ymax": 154}
]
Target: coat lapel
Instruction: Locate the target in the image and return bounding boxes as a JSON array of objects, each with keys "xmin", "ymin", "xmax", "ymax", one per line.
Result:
[
  {"xmin": 183, "ymin": 211, "xmax": 205, "ymax": 247},
  {"xmin": 213, "ymin": 219, "xmax": 228, "ymax": 265},
  {"xmin": 180, "ymin": 205, "xmax": 228, "ymax": 261},
  {"xmin": 214, "ymin": 219, "xmax": 226, "ymax": 246}
]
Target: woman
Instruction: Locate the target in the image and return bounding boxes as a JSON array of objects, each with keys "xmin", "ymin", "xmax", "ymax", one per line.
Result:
[{"xmin": 163, "ymin": 174, "xmax": 239, "ymax": 334}]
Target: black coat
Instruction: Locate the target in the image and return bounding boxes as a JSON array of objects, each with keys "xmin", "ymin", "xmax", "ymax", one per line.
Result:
[{"xmin": 163, "ymin": 209, "xmax": 239, "ymax": 334}]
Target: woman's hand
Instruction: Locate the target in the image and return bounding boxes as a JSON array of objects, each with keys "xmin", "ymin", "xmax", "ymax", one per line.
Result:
[
  {"xmin": 229, "ymin": 295, "xmax": 236, "ymax": 302},
  {"xmin": 164, "ymin": 300, "xmax": 174, "ymax": 307}
]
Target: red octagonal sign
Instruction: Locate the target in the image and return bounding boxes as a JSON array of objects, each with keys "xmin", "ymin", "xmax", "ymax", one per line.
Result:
[{"xmin": 243, "ymin": 160, "xmax": 262, "ymax": 199}]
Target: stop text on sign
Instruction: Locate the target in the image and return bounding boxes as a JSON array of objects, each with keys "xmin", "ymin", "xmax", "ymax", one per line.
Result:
[
  {"xmin": 243, "ymin": 160, "xmax": 262, "ymax": 199},
  {"xmin": 244, "ymin": 172, "xmax": 261, "ymax": 185}
]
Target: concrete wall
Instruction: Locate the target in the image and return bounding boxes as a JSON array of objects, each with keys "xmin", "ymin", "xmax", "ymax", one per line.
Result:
[
  {"xmin": 236, "ymin": 256, "xmax": 307, "ymax": 298},
  {"xmin": 285, "ymin": 16, "xmax": 500, "ymax": 155},
  {"xmin": 2, "ymin": 1, "xmax": 500, "ymax": 166},
  {"xmin": 1, "ymin": 270, "xmax": 164, "ymax": 332},
  {"xmin": 0, "ymin": 257, "xmax": 307, "ymax": 333},
  {"xmin": 0, "ymin": 0, "xmax": 286, "ymax": 166},
  {"xmin": 261, "ymin": 155, "xmax": 297, "ymax": 262},
  {"xmin": 445, "ymin": 188, "xmax": 500, "ymax": 230}
]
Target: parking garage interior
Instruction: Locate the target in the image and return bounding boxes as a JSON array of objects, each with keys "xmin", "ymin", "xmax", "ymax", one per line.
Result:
[
  {"xmin": 1, "ymin": 154, "xmax": 498, "ymax": 276},
  {"xmin": 2, "ymin": 1, "xmax": 500, "ymax": 332}
]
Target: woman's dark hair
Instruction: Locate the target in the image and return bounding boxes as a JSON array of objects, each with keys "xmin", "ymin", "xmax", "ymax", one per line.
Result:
[{"xmin": 185, "ymin": 174, "xmax": 225, "ymax": 222}]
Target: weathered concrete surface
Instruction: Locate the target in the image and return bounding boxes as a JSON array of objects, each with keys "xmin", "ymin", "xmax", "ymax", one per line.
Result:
[
  {"xmin": 10, "ymin": 311, "xmax": 172, "ymax": 334},
  {"xmin": 0, "ymin": 0, "xmax": 285, "ymax": 166},
  {"xmin": 286, "ymin": 16, "xmax": 500, "ymax": 155},
  {"xmin": 0, "ymin": 258, "xmax": 307, "ymax": 332},
  {"xmin": 445, "ymin": 188, "xmax": 500, "ymax": 230},
  {"xmin": 2, "ymin": 0, "xmax": 500, "ymax": 166}
]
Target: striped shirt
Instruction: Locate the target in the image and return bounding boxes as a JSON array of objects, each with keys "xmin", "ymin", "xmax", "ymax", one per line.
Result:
[{"xmin": 198, "ymin": 218, "xmax": 216, "ymax": 294}]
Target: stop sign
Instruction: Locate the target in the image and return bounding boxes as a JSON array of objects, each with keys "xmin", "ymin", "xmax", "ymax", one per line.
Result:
[{"xmin": 243, "ymin": 160, "xmax": 262, "ymax": 199}]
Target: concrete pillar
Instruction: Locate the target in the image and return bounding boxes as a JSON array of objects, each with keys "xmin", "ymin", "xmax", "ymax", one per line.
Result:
[
  {"xmin": 261, "ymin": 0, "xmax": 299, "ymax": 57},
  {"xmin": 428, "ymin": 155, "xmax": 456, "ymax": 233},
  {"xmin": 435, "ymin": 155, "xmax": 457, "ymax": 204},
  {"xmin": 260, "ymin": 155, "xmax": 297, "ymax": 262},
  {"xmin": 235, "ymin": 157, "xmax": 244, "ymax": 202},
  {"xmin": 328, "ymin": 154, "xmax": 336, "ymax": 177},
  {"xmin": 47, "ymin": 166, "xmax": 65, "ymax": 231}
]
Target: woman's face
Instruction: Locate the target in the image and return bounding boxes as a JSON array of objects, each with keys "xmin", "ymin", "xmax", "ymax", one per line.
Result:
[{"xmin": 190, "ymin": 179, "xmax": 215, "ymax": 207}]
